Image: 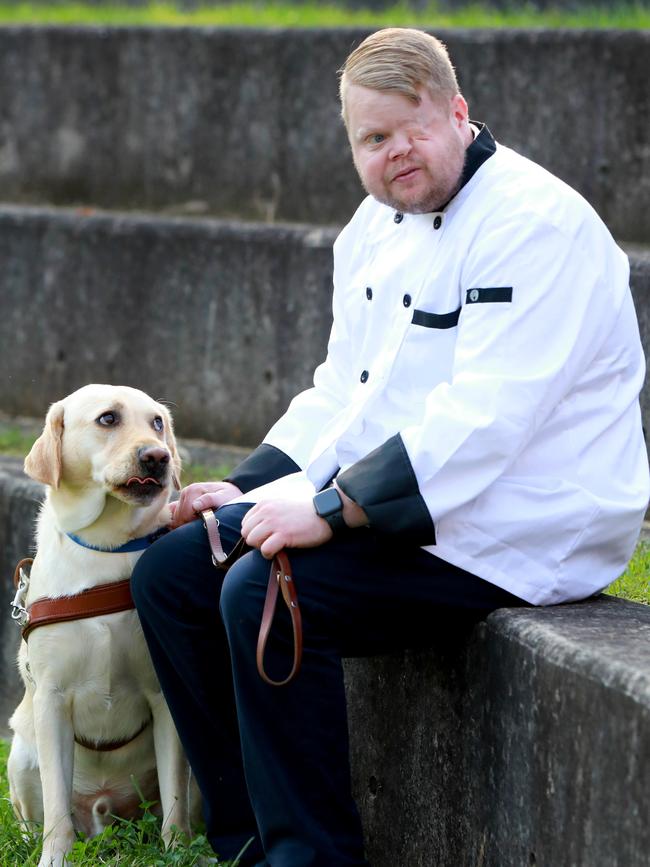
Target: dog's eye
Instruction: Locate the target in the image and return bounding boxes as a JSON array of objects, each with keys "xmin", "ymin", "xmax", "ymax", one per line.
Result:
[
  {"xmin": 97, "ymin": 412, "xmax": 117, "ymax": 427},
  {"xmin": 152, "ymin": 416, "xmax": 164, "ymax": 432}
]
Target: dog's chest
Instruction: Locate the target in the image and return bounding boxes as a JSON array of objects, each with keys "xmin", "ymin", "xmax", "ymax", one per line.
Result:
[{"xmin": 28, "ymin": 611, "xmax": 159, "ymax": 714}]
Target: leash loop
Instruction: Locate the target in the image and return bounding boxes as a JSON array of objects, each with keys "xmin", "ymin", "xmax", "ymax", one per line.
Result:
[{"xmin": 202, "ymin": 509, "xmax": 302, "ymax": 686}]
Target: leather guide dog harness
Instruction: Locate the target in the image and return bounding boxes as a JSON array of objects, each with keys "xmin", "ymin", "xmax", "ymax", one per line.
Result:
[
  {"xmin": 11, "ymin": 528, "xmax": 170, "ymax": 642},
  {"xmin": 202, "ymin": 508, "xmax": 303, "ymax": 687},
  {"xmin": 10, "ymin": 529, "xmax": 165, "ymax": 752}
]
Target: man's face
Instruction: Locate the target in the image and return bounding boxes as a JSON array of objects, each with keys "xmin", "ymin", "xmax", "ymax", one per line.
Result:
[{"xmin": 345, "ymin": 84, "xmax": 471, "ymax": 214}]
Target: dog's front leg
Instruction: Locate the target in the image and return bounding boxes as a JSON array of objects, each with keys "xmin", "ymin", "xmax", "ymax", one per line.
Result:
[
  {"xmin": 149, "ymin": 692, "xmax": 192, "ymax": 846},
  {"xmin": 33, "ymin": 686, "xmax": 76, "ymax": 867}
]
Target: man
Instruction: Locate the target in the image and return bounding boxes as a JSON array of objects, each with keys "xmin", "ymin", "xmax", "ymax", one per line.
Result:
[{"xmin": 132, "ymin": 28, "xmax": 649, "ymax": 867}]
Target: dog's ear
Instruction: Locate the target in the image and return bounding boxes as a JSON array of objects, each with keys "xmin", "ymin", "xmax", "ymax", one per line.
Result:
[
  {"xmin": 24, "ymin": 401, "xmax": 65, "ymax": 488},
  {"xmin": 160, "ymin": 405, "xmax": 182, "ymax": 491}
]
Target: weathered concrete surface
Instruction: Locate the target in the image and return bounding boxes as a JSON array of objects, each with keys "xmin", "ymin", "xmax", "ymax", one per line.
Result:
[
  {"xmin": 2, "ymin": 461, "xmax": 648, "ymax": 864},
  {"xmin": 0, "ymin": 27, "xmax": 649, "ymax": 242},
  {"xmin": 344, "ymin": 596, "xmax": 650, "ymax": 867},
  {"xmin": 1, "ymin": 206, "xmax": 649, "ymax": 446},
  {"xmin": 0, "ymin": 206, "xmax": 337, "ymax": 444},
  {"xmin": 0, "ymin": 457, "xmax": 43, "ymax": 735}
]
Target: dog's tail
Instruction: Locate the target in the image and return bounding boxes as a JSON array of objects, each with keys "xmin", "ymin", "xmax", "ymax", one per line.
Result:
[{"xmin": 91, "ymin": 795, "xmax": 114, "ymax": 835}]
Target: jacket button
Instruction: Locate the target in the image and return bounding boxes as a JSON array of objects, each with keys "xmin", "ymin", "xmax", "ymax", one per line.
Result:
[
  {"xmin": 360, "ymin": 370, "xmax": 369, "ymax": 383},
  {"xmin": 366, "ymin": 287, "xmax": 373, "ymax": 300},
  {"xmin": 403, "ymin": 294, "xmax": 411, "ymax": 307},
  {"xmin": 394, "ymin": 212, "xmax": 404, "ymax": 224},
  {"xmin": 433, "ymin": 215, "xmax": 442, "ymax": 229}
]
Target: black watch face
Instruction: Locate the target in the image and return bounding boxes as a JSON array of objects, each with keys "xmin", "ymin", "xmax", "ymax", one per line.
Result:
[{"xmin": 315, "ymin": 487, "xmax": 342, "ymax": 517}]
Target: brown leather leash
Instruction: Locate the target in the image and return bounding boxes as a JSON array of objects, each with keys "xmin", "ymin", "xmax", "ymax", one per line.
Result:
[
  {"xmin": 12, "ymin": 558, "xmax": 136, "ymax": 642},
  {"xmin": 202, "ymin": 508, "xmax": 303, "ymax": 687}
]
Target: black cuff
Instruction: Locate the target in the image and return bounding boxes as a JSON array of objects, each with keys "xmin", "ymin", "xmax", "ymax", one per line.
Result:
[
  {"xmin": 225, "ymin": 444, "xmax": 301, "ymax": 494},
  {"xmin": 337, "ymin": 434, "xmax": 436, "ymax": 545}
]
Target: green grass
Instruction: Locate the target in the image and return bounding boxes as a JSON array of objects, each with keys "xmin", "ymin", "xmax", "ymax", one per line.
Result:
[
  {"xmin": 606, "ymin": 540, "xmax": 650, "ymax": 605},
  {"xmin": 0, "ymin": 428, "xmax": 38, "ymax": 459},
  {"xmin": 0, "ymin": 0, "xmax": 647, "ymax": 28},
  {"xmin": 0, "ymin": 739, "xmax": 253, "ymax": 865},
  {"xmin": 181, "ymin": 462, "xmax": 233, "ymax": 485}
]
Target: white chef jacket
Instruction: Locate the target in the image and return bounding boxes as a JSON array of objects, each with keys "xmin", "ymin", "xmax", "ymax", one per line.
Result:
[{"xmin": 228, "ymin": 126, "xmax": 649, "ymax": 606}]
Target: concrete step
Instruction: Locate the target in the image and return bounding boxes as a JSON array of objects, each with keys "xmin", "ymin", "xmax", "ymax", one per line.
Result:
[
  {"xmin": 0, "ymin": 204, "xmax": 337, "ymax": 445},
  {"xmin": 0, "ymin": 204, "xmax": 649, "ymax": 445},
  {"xmin": 0, "ymin": 26, "xmax": 648, "ymax": 242}
]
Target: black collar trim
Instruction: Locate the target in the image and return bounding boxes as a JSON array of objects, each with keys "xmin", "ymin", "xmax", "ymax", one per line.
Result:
[
  {"xmin": 440, "ymin": 121, "xmax": 496, "ymax": 211},
  {"xmin": 458, "ymin": 122, "xmax": 496, "ymax": 191}
]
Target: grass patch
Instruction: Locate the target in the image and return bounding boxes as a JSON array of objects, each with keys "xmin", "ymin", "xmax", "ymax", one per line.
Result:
[
  {"xmin": 0, "ymin": 428, "xmax": 38, "ymax": 458},
  {"xmin": 0, "ymin": 738, "xmax": 251, "ymax": 865},
  {"xmin": 181, "ymin": 462, "xmax": 233, "ymax": 485},
  {"xmin": 606, "ymin": 540, "xmax": 650, "ymax": 605},
  {"xmin": 0, "ymin": 1, "xmax": 647, "ymax": 29}
]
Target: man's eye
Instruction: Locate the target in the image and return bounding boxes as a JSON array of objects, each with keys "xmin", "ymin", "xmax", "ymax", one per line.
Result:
[
  {"xmin": 369, "ymin": 134, "xmax": 385, "ymax": 145},
  {"xmin": 97, "ymin": 412, "xmax": 117, "ymax": 426},
  {"xmin": 153, "ymin": 416, "xmax": 164, "ymax": 432}
]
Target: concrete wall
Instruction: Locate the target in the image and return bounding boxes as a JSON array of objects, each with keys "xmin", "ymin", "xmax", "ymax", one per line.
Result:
[
  {"xmin": 344, "ymin": 598, "xmax": 650, "ymax": 867},
  {"xmin": 1, "ymin": 206, "xmax": 648, "ymax": 446},
  {"xmin": 0, "ymin": 459, "xmax": 42, "ymax": 729},
  {"xmin": 0, "ymin": 206, "xmax": 337, "ymax": 444},
  {"xmin": 0, "ymin": 28, "xmax": 649, "ymax": 242},
  {"xmin": 2, "ymin": 461, "xmax": 648, "ymax": 866}
]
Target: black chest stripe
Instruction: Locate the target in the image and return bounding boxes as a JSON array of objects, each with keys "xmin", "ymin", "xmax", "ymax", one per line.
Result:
[
  {"xmin": 466, "ymin": 287, "xmax": 513, "ymax": 304},
  {"xmin": 412, "ymin": 307, "xmax": 461, "ymax": 329}
]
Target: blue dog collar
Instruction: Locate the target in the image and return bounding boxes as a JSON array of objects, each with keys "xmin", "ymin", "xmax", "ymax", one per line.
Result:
[{"xmin": 66, "ymin": 526, "xmax": 169, "ymax": 553}]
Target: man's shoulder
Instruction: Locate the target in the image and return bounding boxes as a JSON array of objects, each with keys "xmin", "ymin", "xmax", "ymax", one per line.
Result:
[{"xmin": 469, "ymin": 142, "xmax": 612, "ymax": 245}]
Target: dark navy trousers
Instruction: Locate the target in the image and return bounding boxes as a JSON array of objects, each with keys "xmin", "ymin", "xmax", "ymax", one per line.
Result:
[{"xmin": 131, "ymin": 503, "xmax": 526, "ymax": 867}]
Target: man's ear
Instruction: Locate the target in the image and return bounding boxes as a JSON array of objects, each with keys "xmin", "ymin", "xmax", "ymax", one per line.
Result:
[
  {"xmin": 160, "ymin": 405, "xmax": 182, "ymax": 491},
  {"xmin": 24, "ymin": 401, "xmax": 65, "ymax": 488},
  {"xmin": 450, "ymin": 93, "xmax": 469, "ymax": 128}
]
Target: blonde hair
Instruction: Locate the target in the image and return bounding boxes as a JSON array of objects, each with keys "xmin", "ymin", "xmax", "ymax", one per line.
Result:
[{"xmin": 339, "ymin": 28, "xmax": 460, "ymax": 124}]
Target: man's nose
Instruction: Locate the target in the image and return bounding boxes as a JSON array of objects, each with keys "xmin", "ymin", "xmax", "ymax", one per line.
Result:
[{"xmin": 388, "ymin": 133, "xmax": 412, "ymax": 159}]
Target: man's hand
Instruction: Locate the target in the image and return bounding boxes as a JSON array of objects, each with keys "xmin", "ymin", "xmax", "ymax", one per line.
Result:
[
  {"xmin": 169, "ymin": 481, "xmax": 243, "ymax": 528},
  {"xmin": 241, "ymin": 499, "xmax": 333, "ymax": 559}
]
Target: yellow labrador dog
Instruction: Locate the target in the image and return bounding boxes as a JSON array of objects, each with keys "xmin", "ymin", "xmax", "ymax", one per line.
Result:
[{"xmin": 8, "ymin": 384, "xmax": 192, "ymax": 867}]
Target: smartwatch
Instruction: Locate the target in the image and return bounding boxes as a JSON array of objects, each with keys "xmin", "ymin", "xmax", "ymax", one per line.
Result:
[{"xmin": 313, "ymin": 486, "xmax": 347, "ymax": 534}]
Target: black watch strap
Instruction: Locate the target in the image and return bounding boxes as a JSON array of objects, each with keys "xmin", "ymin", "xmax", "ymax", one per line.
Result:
[
  {"xmin": 313, "ymin": 487, "xmax": 347, "ymax": 534},
  {"xmin": 322, "ymin": 510, "xmax": 347, "ymax": 534}
]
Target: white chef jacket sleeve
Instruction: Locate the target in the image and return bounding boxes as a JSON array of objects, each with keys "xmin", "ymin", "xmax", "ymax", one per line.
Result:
[
  {"xmin": 227, "ymin": 219, "xmax": 361, "ymax": 492},
  {"xmin": 337, "ymin": 211, "xmax": 632, "ymax": 541}
]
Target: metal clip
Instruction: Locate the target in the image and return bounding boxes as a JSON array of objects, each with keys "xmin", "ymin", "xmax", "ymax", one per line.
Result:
[{"xmin": 10, "ymin": 565, "xmax": 30, "ymax": 627}]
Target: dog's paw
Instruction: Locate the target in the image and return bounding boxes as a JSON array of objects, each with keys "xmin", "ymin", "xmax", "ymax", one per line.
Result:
[{"xmin": 38, "ymin": 827, "xmax": 76, "ymax": 867}]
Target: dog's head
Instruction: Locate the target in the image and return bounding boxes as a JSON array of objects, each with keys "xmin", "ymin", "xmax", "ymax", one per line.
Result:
[{"xmin": 25, "ymin": 384, "xmax": 182, "ymax": 507}]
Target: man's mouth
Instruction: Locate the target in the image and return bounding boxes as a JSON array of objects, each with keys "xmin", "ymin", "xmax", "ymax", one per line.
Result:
[{"xmin": 392, "ymin": 166, "xmax": 420, "ymax": 183}]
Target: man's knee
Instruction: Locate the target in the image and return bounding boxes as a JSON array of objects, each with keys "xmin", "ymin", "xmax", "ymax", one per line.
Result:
[
  {"xmin": 219, "ymin": 552, "xmax": 268, "ymax": 633},
  {"xmin": 131, "ymin": 537, "xmax": 168, "ymax": 614},
  {"xmin": 131, "ymin": 520, "xmax": 209, "ymax": 615}
]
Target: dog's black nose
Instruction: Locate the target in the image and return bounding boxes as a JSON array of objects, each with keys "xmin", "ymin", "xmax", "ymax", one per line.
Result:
[{"xmin": 138, "ymin": 446, "xmax": 170, "ymax": 469}]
